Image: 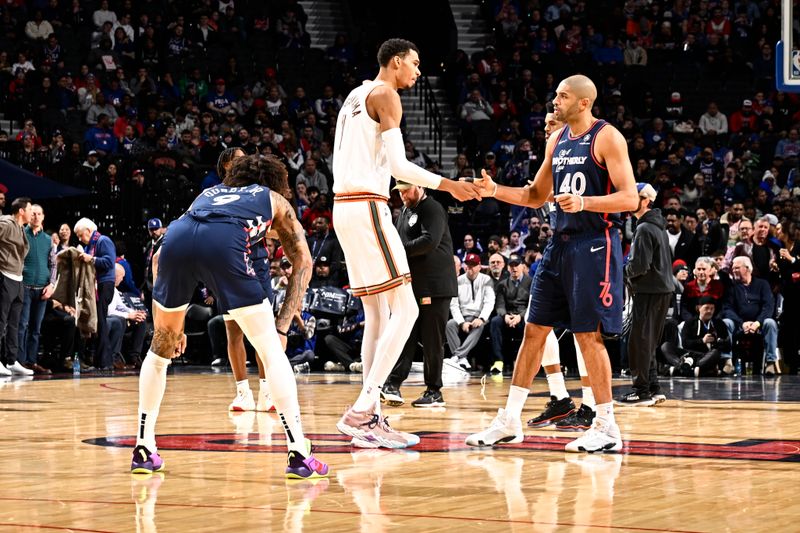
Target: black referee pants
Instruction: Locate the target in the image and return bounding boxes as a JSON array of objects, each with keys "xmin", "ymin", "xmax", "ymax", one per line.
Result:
[
  {"xmin": 628, "ymin": 292, "xmax": 672, "ymax": 396},
  {"xmin": 388, "ymin": 296, "xmax": 450, "ymax": 392}
]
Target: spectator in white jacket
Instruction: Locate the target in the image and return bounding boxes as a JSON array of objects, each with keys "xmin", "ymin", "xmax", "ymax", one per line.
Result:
[
  {"xmin": 92, "ymin": 0, "xmax": 118, "ymax": 30},
  {"xmin": 24, "ymin": 11, "xmax": 54, "ymax": 41},
  {"xmin": 445, "ymin": 253, "xmax": 496, "ymax": 369},
  {"xmin": 698, "ymin": 102, "xmax": 728, "ymax": 136}
]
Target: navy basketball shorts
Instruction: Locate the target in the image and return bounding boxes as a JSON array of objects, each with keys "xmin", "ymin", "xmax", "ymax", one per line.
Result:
[
  {"xmin": 251, "ymin": 254, "xmax": 274, "ymax": 302},
  {"xmin": 527, "ymin": 229, "xmax": 623, "ymax": 334},
  {"xmin": 153, "ymin": 216, "xmax": 267, "ymax": 314}
]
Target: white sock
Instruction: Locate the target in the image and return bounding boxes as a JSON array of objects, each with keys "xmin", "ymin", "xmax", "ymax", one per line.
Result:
[
  {"xmin": 256, "ymin": 349, "xmax": 306, "ymax": 454},
  {"xmin": 353, "ymin": 381, "xmax": 381, "ymax": 412},
  {"xmin": 546, "ymin": 372, "xmax": 569, "ymax": 400},
  {"xmin": 595, "ymin": 401, "xmax": 615, "ymax": 426},
  {"xmin": 136, "ymin": 352, "xmax": 170, "ymax": 450},
  {"xmin": 505, "ymin": 385, "xmax": 529, "ymax": 421},
  {"xmin": 258, "ymin": 351, "xmax": 306, "ymax": 454},
  {"xmin": 236, "ymin": 379, "xmax": 250, "ymax": 395},
  {"xmin": 581, "ymin": 386, "xmax": 595, "ymax": 410},
  {"xmin": 276, "ymin": 401, "xmax": 306, "ymax": 455}
]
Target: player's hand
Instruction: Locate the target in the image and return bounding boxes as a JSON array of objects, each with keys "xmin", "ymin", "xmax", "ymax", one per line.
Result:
[
  {"xmin": 443, "ymin": 177, "xmax": 482, "ymax": 202},
  {"xmin": 554, "ymin": 193, "xmax": 585, "ymax": 213},
  {"xmin": 174, "ymin": 333, "xmax": 187, "ymax": 357},
  {"xmin": 460, "ymin": 322, "xmax": 471, "ymax": 333},
  {"xmin": 475, "ymin": 169, "xmax": 498, "ymax": 198},
  {"xmin": 470, "ymin": 318, "xmax": 484, "ymax": 329}
]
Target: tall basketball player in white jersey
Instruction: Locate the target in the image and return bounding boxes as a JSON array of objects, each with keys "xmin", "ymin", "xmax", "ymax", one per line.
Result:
[{"xmin": 332, "ymin": 38, "xmax": 480, "ymax": 448}]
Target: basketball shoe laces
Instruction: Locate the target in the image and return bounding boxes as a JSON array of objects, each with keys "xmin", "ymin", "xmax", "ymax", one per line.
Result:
[{"xmin": 362, "ymin": 413, "xmax": 382, "ymax": 430}]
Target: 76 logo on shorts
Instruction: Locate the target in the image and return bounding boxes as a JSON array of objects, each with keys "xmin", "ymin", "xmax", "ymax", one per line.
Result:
[{"xmin": 598, "ymin": 281, "xmax": 613, "ymax": 308}]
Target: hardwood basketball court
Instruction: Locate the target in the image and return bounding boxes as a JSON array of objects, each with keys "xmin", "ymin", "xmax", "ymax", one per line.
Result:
[{"xmin": 0, "ymin": 369, "xmax": 797, "ymax": 532}]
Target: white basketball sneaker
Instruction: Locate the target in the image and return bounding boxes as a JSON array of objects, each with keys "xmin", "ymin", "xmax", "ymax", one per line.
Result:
[
  {"xmin": 565, "ymin": 419, "xmax": 623, "ymax": 453},
  {"xmin": 256, "ymin": 387, "xmax": 275, "ymax": 412},
  {"xmin": 229, "ymin": 388, "xmax": 256, "ymax": 412},
  {"xmin": 465, "ymin": 408, "xmax": 524, "ymax": 447}
]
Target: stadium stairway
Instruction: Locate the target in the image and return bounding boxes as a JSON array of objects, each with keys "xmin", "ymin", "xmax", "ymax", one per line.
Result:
[
  {"xmin": 299, "ymin": 0, "xmax": 348, "ymax": 50},
  {"xmin": 399, "ymin": 77, "xmax": 460, "ymax": 169},
  {"xmin": 450, "ymin": 0, "xmax": 493, "ymax": 58}
]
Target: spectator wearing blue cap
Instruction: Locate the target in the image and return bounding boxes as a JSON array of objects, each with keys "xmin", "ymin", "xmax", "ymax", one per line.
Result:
[
  {"xmin": 619, "ymin": 183, "xmax": 674, "ymax": 406},
  {"xmin": 143, "ymin": 218, "xmax": 165, "ymax": 309}
]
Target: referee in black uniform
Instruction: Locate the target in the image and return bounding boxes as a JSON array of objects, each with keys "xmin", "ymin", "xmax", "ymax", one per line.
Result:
[{"xmin": 382, "ymin": 181, "xmax": 457, "ymax": 408}]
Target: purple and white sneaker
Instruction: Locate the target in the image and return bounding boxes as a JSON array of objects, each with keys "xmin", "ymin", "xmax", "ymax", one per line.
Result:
[{"xmin": 131, "ymin": 445, "xmax": 165, "ymax": 474}]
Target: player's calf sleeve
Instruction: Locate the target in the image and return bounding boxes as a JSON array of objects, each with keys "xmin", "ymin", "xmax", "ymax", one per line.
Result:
[
  {"xmin": 359, "ymin": 293, "xmax": 389, "ymax": 380},
  {"xmin": 542, "ymin": 330, "xmax": 561, "ymax": 367},
  {"xmin": 354, "ymin": 287, "xmax": 417, "ymax": 412},
  {"xmin": 137, "ymin": 351, "xmax": 170, "ymax": 450},
  {"xmin": 229, "ymin": 304, "xmax": 306, "ymax": 454}
]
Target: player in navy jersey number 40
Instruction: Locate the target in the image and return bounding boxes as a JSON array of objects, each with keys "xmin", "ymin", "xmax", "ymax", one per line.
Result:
[
  {"xmin": 132, "ymin": 154, "xmax": 329, "ymax": 480},
  {"xmin": 465, "ymin": 75, "xmax": 639, "ymax": 453}
]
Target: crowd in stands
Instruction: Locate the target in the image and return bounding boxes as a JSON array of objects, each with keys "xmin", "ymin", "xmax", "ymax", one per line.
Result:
[{"xmin": 0, "ymin": 0, "xmax": 798, "ymax": 377}]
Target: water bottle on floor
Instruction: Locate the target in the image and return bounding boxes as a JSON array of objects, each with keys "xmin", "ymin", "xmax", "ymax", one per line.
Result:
[{"xmin": 73, "ymin": 352, "xmax": 81, "ymax": 376}]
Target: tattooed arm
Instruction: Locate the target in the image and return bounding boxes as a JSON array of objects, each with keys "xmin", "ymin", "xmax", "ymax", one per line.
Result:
[{"xmin": 270, "ymin": 190, "xmax": 312, "ymax": 334}]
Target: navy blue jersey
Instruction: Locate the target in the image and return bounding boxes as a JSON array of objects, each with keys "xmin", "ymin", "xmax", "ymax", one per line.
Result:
[
  {"xmin": 185, "ymin": 183, "xmax": 274, "ymax": 243},
  {"xmin": 551, "ymin": 120, "xmax": 621, "ymax": 234}
]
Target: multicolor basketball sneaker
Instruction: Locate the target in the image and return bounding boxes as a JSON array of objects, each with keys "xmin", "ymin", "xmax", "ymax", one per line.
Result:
[
  {"xmin": 286, "ymin": 440, "xmax": 330, "ymax": 480},
  {"xmin": 131, "ymin": 445, "xmax": 165, "ymax": 474}
]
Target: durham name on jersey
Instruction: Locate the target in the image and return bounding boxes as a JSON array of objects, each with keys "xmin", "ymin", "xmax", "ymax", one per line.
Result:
[
  {"xmin": 551, "ymin": 119, "xmax": 621, "ymax": 234},
  {"xmin": 332, "ymin": 80, "xmax": 391, "ymax": 196},
  {"xmin": 186, "ymin": 183, "xmax": 273, "ymax": 243}
]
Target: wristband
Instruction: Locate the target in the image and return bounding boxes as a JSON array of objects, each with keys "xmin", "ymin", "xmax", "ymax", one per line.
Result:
[
  {"xmin": 490, "ymin": 181, "xmax": 498, "ymax": 197},
  {"xmin": 578, "ymin": 196, "xmax": 585, "ymax": 212},
  {"xmin": 276, "ymin": 328, "xmax": 288, "ymax": 337}
]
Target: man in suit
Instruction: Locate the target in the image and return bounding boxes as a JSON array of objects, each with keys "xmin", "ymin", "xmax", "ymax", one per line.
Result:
[
  {"xmin": 382, "ymin": 181, "xmax": 457, "ymax": 407},
  {"xmin": 488, "ymin": 253, "xmax": 532, "ymax": 375}
]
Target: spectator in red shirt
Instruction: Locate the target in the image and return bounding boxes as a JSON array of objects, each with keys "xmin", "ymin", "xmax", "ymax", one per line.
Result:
[
  {"xmin": 729, "ymin": 99, "xmax": 758, "ymax": 133},
  {"xmin": 681, "ymin": 256, "xmax": 726, "ymax": 321},
  {"xmin": 113, "ymin": 107, "xmax": 143, "ymax": 141}
]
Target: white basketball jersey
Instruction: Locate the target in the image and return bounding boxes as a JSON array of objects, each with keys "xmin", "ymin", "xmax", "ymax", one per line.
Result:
[{"xmin": 332, "ymin": 80, "xmax": 391, "ymax": 196}]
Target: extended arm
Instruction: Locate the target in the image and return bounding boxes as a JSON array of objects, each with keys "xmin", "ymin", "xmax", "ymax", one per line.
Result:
[
  {"xmin": 271, "ymin": 191, "xmax": 313, "ymax": 334},
  {"xmin": 368, "ymin": 87, "xmax": 480, "ymax": 202},
  {"xmin": 476, "ymin": 127, "xmax": 561, "ymax": 208}
]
